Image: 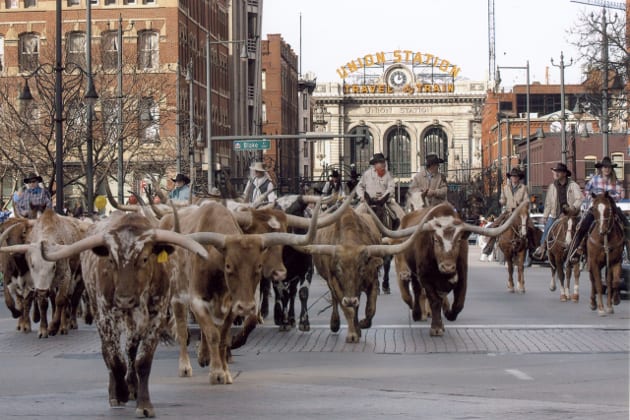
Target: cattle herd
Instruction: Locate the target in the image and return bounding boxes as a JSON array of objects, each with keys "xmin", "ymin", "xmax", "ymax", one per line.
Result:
[{"xmin": 0, "ymin": 189, "xmax": 622, "ymax": 418}]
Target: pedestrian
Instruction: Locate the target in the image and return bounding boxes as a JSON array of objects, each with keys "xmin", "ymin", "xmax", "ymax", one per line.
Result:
[
  {"xmin": 480, "ymin": 167, "xmax": 537, "ymax": 261},
  {"xmin": 346, "ymin": 165, "xmax": 359, "ymax": 193},
  {"xmin": 322, "ymin": 169, "xmax": 343, "ymax": 195},
  {"xmin": 355, "ymin": 153, "xmax": 404, "ymax": 226},
  {"xmin": 243, "ymin": 161, "xmax": 277, "ymax": 203},
  {"xmin": 168, "ymin": 173, "xmax": 191, "ymax": 202},
  {"xmin": 407, "ymin": 153, "xmax": 448, "ymax": 207},
  {"xmin": 16, "ymin": 172, "xmax": 52, "ymax": 219},
  {"xmin": 567, "ymin": 156, "xmax": 629, "ymax": 263},
  {"xmin": 532, "ymin": 163, "xmax": 582, "ymax": 259}
]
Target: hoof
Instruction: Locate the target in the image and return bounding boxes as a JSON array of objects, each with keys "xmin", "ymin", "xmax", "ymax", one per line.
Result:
[
  {"xmin": 549, "ymin": 283, "xmax": 556, "ymax": 292},
  {"xmin": 382, "ymin": 287, "xmax": 391, "ymax": 295},
  {"xmin": 605, "ymin": 307, "xmax": 614, "ymax": 314},
  {"xmin": 560, "ymin": 294, "xmax": 567, "ymax": 302},
  {"xmin": 597, "ymin": 309, "xmax": 606, "ymax": 316},
  {"xmin": 571, "ymin": 294, "xmax": 579, "ymax": 302},
  {"xmin": 345, "ymin": 333, "xmax": 360, "ymax": 343},
  {"xmin": 429, "ymin": 327, "xmax": 444, "ymax": 336},
  {"xmin": 507, "ymin": 287, "xmax": 515, "ymax": 293},
  {"xmin": 613, "ymin": 292, "xmax": 620, "ymax": 306},
  {"xmin": 358, "ymin": 318, "xmax": 372, "ymax": 329},
  {"xmin": 135, "ymin": 406, "xmax": 155, "ymax": 418}
]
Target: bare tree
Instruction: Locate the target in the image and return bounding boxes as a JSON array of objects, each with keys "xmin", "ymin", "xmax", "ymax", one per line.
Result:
[{"xmin": 569, "ymin": 9, "xmax": 628, "ymax": 132}]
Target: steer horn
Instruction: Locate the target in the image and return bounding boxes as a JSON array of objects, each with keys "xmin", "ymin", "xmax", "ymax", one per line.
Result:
[
  {"xmin": 285, "ymin": 191, "xmax": 353, "ymax": 229},
  {"xmin": 40, "ymin": 229, "xmax": 208, "ymax": 261},
  {"xmin": 0, "ymin": 223, "xmax": 21, "ymax": 246},
  {"xmin": 460, "ymin": 200, "xmax": 529, "ymax": 237},
  {"xmin": 105, "ymin": 181, "xmax": 140, "ymax": 212}
]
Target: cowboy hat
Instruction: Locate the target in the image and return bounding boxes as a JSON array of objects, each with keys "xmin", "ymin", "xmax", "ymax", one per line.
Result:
[
  {"xmin": 369, "ymin": 153, "xmax": 387, "ymax": 165},
  {"xmin": 425, "ymin": 153, "xmax": 445, "ymax": 167},
  {"xmin": 249, "ymin": 162, "xmax": 268, "ymax": 172},
  {"xmin": 209, "ymin": 187, "xmax": 222, "ymax": 197},
  {"xmin": 171, "ymin": 173, "xmax": 191, "ymax": 185},
  {"xmin": 551, "ymin": 162, "xmax": 572, "ymax": 177},
  {"xmin": 23, "ymin": 172, "xmax": 43, "ymax": 184},
  {"xmin": 594, "ymin": 156, "xmax": 618, "ymax": 169},
  {"xmin": 506, "ymin": 168, "xmax": 525, "ymax": 179}
]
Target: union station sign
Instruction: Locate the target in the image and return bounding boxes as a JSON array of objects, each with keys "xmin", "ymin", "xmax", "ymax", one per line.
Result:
[{"xmin": 337, "ymin": 49, "xmax": 461, "ymax": 94}]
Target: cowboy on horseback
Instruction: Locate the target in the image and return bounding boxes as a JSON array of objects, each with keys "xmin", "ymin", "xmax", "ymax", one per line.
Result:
[
  {"xmin": 481, "ymin": 167, "xmax": 538, "ymax": 261},
  {"xmin": 532, "ymin": 163, "xmax": 583, "ymax": 260},
  {"xmin": 567, "ymin": 156, "xmax": 630, "ymax": 264},
  {"xmin": 407, "ymin": 153, "xmax": 448, "ymax": 209},
  {"xmin": 355, "ymin": 153, "xmax": 404, "ymax": 226}
]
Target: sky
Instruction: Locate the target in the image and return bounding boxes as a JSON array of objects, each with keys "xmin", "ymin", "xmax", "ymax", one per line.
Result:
[{"xmin": 261, "ymin": 0, "xmax": 618, "ymax": 87}]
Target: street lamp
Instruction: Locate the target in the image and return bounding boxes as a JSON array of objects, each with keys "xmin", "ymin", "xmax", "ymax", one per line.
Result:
[
  {"xmin": 206, "ymin": 35, "xmax": 249, "ymax": 193},
  {"xmin": 496, "ymin": 61, "xmax": 530, "ymax": 187},
  {"xmin": 18, "ymin": 0, "xmax": 97, "ymax": 215},
  {"xmin": 551, "ymin": 51, "xmax": 573, "ymax": 165}
]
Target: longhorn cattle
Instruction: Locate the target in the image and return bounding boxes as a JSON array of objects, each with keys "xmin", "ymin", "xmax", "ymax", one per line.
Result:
[
  {"xmin": 372, "ymin": 201, "xmax": 526, "ymax": 336},
  {"xmin": 0, "ymin": 210, "xmax": 85, "ymax": 338},
  {"xmin": 0, "ymin": 218, "xmax": 36, "ymax": 331},
  {"xmin": 40, "ymin": 210, "xmax": 208, "ymax": 417},
  {"xmin": 298, "ymin": 206, "xmax": 426, "ymax": 343},
  {"xmin": 159, "ymin": 201, "xmax": 319, "ymax": 384}
]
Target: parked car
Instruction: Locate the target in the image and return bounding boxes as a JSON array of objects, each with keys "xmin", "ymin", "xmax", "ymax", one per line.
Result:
[{"xmin": 528, "ymin": 213, "xmax": 547, "ymax": 265}]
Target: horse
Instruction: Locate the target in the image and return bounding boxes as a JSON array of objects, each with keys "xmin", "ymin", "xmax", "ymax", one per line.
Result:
[
  {"xmin": 546, "ymin": 206, "xmax": 581, "ymax": 301},
  {"xmin": 362, "ymin": 192, "xmax": 401, "ymax": 294},
  {"xmin": 586, "ymin": 192, "xmax": 624, "ymax": 315},
  {"xmin": 405, "ymin": 191, "xmax": 428, "ymax": 212},
  {"xmin": 497, "ymin": 203, "xmax": 530, "ymax": 293}
]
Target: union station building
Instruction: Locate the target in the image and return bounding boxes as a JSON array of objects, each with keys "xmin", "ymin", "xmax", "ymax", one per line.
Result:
[{"xmin": 309, "ymin": 49, "xmax": 486, "ymax": 205}]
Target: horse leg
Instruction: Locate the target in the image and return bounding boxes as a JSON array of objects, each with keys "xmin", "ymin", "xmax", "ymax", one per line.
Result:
[
  {"xmin": 381, "ymin": 256, "xmax": 391, "ymax": 295},
  {"xmin": 506, "ymin": 257, "xmax": 515, "ymax": 293},
  {"xmin": 517, "ymin": 250, "xmax": 526, "ymax": 294},
  {"xmin": 298, "ymin": 264, "xmax": 313, "ymax": 332},
  {"xmin": 571, "ymin": 261, "xmax": 580, "ymax": 302},
  {"xmin": 557, "ymin": 257, "xmax": 567, "ymax": 301},
  {"xmin": 549, "ymin": 260, "xmax": 557, "ymax": 292},
  {"xmin": 589, "ymin": 264, "xmax": 606, "ymax": 315}
]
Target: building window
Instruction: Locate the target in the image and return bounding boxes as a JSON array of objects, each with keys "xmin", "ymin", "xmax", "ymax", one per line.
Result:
[
  {"xmin": 137, "ymin": 30, "xmax": 159, "ymax": 70},
  {"xmin": 5, "ymin": 0, "xmax": 18, "ymax": 8},
  {"xmin": 139, "ymin": 97, "xmax": 159, "ymax": 143},
  {"xmin": 104, "ymin": 0, "xmax": 116, "ymax": 5},
  {"xmin": 0, "ymin": 36, "xmax": 4, "ymax": 73},
  {"xmin": 143, "ymin": 0, "xmax": 155, "ymax": 4},
  {"xmin": 261, "ymin": 102, "xmax": 267, "ymax": 124},
  {"xmin": 387, "ymin": 125, "xmax": 411, "ymax": 177},
  {"xmin": 101, "ymin": 99, "xmax": 119, "ymax": 144},
  {"xmin": 422, "ymin": 127, "xmax": 448, "ymax": 172},
  {"xmin": 350, "ymin": 126, "xmax": 373, "ymax": 174},
  {"xmin": 66, "ymin": 31, "xmax": 86, "ymax": 68},
  {"xmin": 101, "ymin": 30, "xmax": 118, "ymax": 71},
  {"xmin": 584, "ymin": 155, "xmax": 597, "ymax": 180},
  {"xmin": 67, "ymin": 0, "xmax": 80, "ymax": 5},
  {"xmin": 124, "ymin": 0, "xmax": 136, "ymax": 4},
  {"xmin": 611, "ymin": 152, "xmax": 624, "ymax": 180},
  {"xmin": 24, "ymin": 0, "xmax": 36, "ymax": 7},
  {"xmin": 261, "ymin": 70, "xmax": 266, "ymax": 90},
  {"xmin": 302, "ymin": 92, "xmax": 308, "ymax": 110},
  {"xmin": 19, "ymin": 33, "xmax": 39, "ymax": 72}
]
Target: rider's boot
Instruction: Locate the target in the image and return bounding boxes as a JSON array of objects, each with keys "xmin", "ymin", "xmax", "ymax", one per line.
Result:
[{"xmin": 533, "ymin": 243, "xmax": 546, "ymax": 260}]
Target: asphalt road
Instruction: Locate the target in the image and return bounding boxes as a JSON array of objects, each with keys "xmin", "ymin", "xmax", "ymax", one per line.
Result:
[{"xmin": 0, "ymin": 245, "xmax": 627, "ymax": 419}]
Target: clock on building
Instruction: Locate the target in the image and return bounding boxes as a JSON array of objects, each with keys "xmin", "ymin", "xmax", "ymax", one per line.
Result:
[{"xmin": 387, "ymin": 67, "xmax": 411, "ymax": 88}]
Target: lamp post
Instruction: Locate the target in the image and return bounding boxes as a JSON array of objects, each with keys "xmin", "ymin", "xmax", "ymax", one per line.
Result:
[
  {"xmin": 205, "ymin": 35, "xmax": 249, "ymax": 193},
  {"xmin": 185, "ymin": 59, "xmax": 195, "ymax": 188},
  {"xmin": 496, "ymin": 61, "xmax": 530, "ymax": 187},
  {"xmin": 18, "ymin": 0, "xmax": 97, "ymax": 215},
  {"xmin": 85, "ymin": 0, "xmax": 98, "ymax": 215},
  {"xmin": 551, "ymin": 51, "xmax": 573, "ymax": 165}
]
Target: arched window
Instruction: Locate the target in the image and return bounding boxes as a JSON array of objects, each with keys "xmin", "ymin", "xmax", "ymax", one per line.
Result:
[
  {"xmin": 421, "ymin": 126, "xmax": 448, "ymax": 171},
  {"xmin": 386, "ymin": 125, "xmax": 410, "ymax": 177},
  {"xmin": 349, "ymin": 126, "xmax": 373, "ymax": 174},
  {"xmin": 19, "ymin": 33, "xmax": 39, "ymax": 72},
  {"xmin": 137, "ymin": 30, "xmax": 159, "ymax": 70}
]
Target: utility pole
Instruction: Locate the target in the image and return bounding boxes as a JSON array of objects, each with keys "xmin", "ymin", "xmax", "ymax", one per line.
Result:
[{"xmin": 551, "ymin": 51, "xmax": 573, "ymax": 165}]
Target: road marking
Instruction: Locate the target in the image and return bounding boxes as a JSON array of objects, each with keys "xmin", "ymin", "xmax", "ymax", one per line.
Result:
[{"xmin": 505, "ymin": 369, "xmax": 533, "ymax": 380}]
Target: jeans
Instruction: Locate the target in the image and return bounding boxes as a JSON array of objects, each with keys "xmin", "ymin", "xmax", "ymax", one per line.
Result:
[{"xmin": 540, "ymin": 217, "xmax": 555, "ymax": 245}]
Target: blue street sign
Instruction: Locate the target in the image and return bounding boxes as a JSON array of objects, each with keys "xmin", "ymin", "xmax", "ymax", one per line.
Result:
[{"xmin": 234, "ymin": 139, "xmax": 271, "ymax": 151}]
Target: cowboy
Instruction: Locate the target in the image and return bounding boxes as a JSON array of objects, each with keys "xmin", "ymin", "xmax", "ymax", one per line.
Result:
[
  {"xmin": 408, "ymin": 153, "xmax": 448, "ymax": 207},
  {"xmin": 16, "ymin": 172, "xmax": 52, "ymax": 219},
  {"xmin": 567, "ymin": 156, "xmax": 629, "ymax": 263},
  {"xmin": 532, "ymin": 163, "xmax": 582, "ymax": 260},
  {"xmin": 322, "ymin": 169, "xmax": 343, "ymax": 195},
  {"xmin": 243, "ymin": 161, "xmax": 276, "ymax": 203},
  {"xmin": 355, "ymin": 153, "xmax": 404, "ymax": 225},
  {"xmin": 481, "ymin": 167, "xmax": 537, "ymax": 261},
  {"xmin": 168, "ymin": 173, "xmax": 191, "ymax": 202}
]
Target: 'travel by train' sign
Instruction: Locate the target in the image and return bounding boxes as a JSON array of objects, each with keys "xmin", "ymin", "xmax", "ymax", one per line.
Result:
[{"xmin": 336, "ymin": 49, "xmax": 460, "ymax": 94}]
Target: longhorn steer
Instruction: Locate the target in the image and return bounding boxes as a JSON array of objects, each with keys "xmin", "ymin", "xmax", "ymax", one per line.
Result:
[
  {"xmin": 0, "ymin": 218, "xmax": 36, "ymax": 331},
  {"xmin": 0, "ymin": 210, "xmax": 85, "ymax": 338},
  {"xmin": 298, "ymin": 207, "xmax": 426, "ymax": 343},
  {"xmin": 40, "ymin": 211, "xmax": 208, "ymax": 418},
  {"xmin": 378, "ymin": 201, "xmax": 527, "ymax": 336},
  {"xmin": 159, "ymin": 201, "xmax": 319, "ymax": 384}
]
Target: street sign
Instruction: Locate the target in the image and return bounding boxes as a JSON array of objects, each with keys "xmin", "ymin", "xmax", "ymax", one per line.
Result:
[{"xmin": 234, "ymin": 139, "xmax": 270, "ymax": 151}]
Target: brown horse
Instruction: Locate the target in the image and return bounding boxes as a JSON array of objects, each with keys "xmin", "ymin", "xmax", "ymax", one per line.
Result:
[
  {"xmin": 586, "ymin": 192, "xmax": 624, "ymax": 315},
  {"xmin": 497, "ymin": 204, "xmax": 530, "ymax": 293},
  {"xmin": 547, "ymin": 206, "xmax": 581, "ymax": 301}
]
